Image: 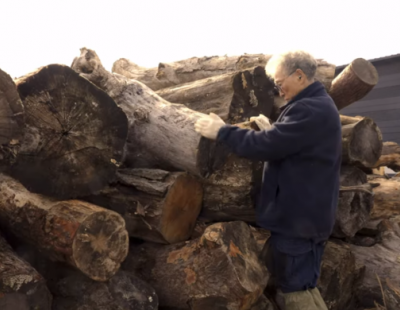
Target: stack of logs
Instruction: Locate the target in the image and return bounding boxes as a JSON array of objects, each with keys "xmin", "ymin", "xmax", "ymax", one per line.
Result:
[{"xmin": 0, "ymin": 47, "xmax": 399, "ymax": 310}]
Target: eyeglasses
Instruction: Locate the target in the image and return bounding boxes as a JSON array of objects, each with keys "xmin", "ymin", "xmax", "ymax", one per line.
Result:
[{"xmin": 274, "ymin": 71, "xmax": 296, "ymax": 94}]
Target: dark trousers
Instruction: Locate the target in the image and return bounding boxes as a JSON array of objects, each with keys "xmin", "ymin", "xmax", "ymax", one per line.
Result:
[{"xmin": 260, "ymin": 234, "xmax": 326, "ymax": 294}]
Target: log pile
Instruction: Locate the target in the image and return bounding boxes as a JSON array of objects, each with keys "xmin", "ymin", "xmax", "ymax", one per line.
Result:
[{"xmin": 0, "ymin": 47, "xmax": 397, "ymax": 310}]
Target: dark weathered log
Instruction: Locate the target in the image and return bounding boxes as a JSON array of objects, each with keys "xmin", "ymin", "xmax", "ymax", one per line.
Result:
[
  {"xmin": 341, "ymin": 117, "xmax": 382, "ymax": 167},
  {"xmin": 0, "ymin": 173, "xmax": 129, "ymax": 281},
  {"xmin": 372, "ymin": 141, "xmax": 400, "ymax": 171},
  {"xmin": 52, "ymin": 270, "xmax": 158, "ymax": 310},
  {"xmin": 351, "ymin": 217, "xmax": 400, "ymax": 309},
  {"xmin": 85, "ymin": 168, "xmax": 203, "ymax": 244},
  {"xmin": 366, "ymin": 175, "xmax": 400, "ymax": 222},
  {"xmin": 0, "ymin": 233, "xmax": 52, "ymax": 310},
  {"xmin": 123, "ymin": 221, "xmax": 268, "ymax": 309},
  {"xmin": 112, "ymin": 54, "xmax": 335, "ymax": 91},
  {"xmin": 0, "ymin": 68, "xmax": 24, "ymax": 165},
  {"xmin": 11, "ymin": 64, "xmax": 128, "ymax": 198},
  {"xmin": 200, "ymin": 152, "xmax": 263, "ymax": 223},
  {"xmin": 333, "ymin": 166, "xmax": 373, "ymax": 238},
  {"xmin": 318, "ymin": 241, "xmax": 364, "ymax": 310},
  {"xmin": 329, "ymin": 58, "xmax": 379, "ymax": 110},
  {"xmin": 202, "ymin": 160, "xmax": 372, "ymax": 238},
  {"xmin": 156, "ymin": 67, "xmax": 275, "ymax": 123},
  {"xmin": 72, "ymin": 48, "xmax": 228, "ymax": 177},
  {"xmin": 250, "ymin": 228, "xmax": 363, "ymax": 310}
]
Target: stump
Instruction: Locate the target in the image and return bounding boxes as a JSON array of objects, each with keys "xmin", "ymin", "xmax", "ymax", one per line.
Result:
[
  {"xmin": 0, "ymin": 173, "xmax": 129, "ymax": 281},
  {"xmin": 85, "ymin": 168, "xmax": 203, "ymax": 244},
  {"xmin": 0, "ymin": 68, "xmax": 24, "ymax": 165},
  {"xmin": 72, "ymin": 48, "xmax": 228, "ymax": 177},
  {"xmin": 0, "ymin": 233, "xmax": 52, "ymax": 310},
  {"xmin": 329, "ymin": 58, "xmax": 379, "ymax": 110},
  {"xmin": 12, "ymin": 64, "xmax": 128, "ymax": 198},
  {"xmin": 52, "ymin": 270, "xmax": 158, "ymax": 310},
  {"xmin": 112, "ymin": 54, "xmax": 335, "ymax": 91},
  {"xmin": 123, "ymin": 221, "xmax": 268, "ymax": 309},
  {"xmin": 156, "ymin": 67, "xmax": 275, "ymax": 123}
]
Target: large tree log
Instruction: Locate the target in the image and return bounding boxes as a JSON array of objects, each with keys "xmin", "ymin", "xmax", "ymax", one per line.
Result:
[
  {"xmin": 0, "ymin": 68, "xmax": 24, "ymax": 165},
  {"xmin": 329, "ymin": 58, "xmax": 379, "ymax": 110},
  {"xmin": 71, "ymin": 48, "xmax": 228, "ymax": 177},
  {"xmin": 85, "ymin": 168, "xmax": 203, "ymax": 244},
  {"xmin": 155, "ymin": 66, "xmax": 275, "ymax": 123},
  {"xmin": 112, "ymin": 54, "xmax": 335, "ymax": 91},
  {"xmin": 372, "ymin": 141, "xmax": 400, "ymax": 171},
  {"xmin": 333, "ymin": 165, "xmax": 373, "ymax": 238},
  {"xmin": 11, "ymin": 64, "xmax": 128, "ymax": 198},
  {"xmin": 0, "ymin": 173, "xmax": 129, "ymax": 281},
  {"xmin": 201, "ymin": 147, "xmax": 372, "ymax": 238},
  {"xmin": 123, "ymin": 221, "xmax": 268, "ymax": 310},
  {"xmin": 250, "ymin": 228, "xmax": 364, "ymax": 310},
  {"xmin": 351, "ymin": 217, "xmax": 400, "ymax": 309},
  {"xmin": 341, "ymin": 116, "xmax": 382, "ymax": 167},
  {"xmin": 52, "ymin": 270, "xmax": 158, "ymax": 310},
  {"xmin": 0, "ymin": 233, "xmax": 52, "ymax": 310}
]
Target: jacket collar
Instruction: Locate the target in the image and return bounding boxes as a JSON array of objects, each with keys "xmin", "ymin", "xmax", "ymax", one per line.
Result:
[{"xmin": 279, "ymin": 81, "xmax": 326, "ymax": 111}]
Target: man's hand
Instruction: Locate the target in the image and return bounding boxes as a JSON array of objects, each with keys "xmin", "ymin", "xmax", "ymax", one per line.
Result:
[
  {"xmin": 250, "ymin": 114, "xmax": 272, "ymax": 131},
  {"xmin": 194, "ymin": 113, "xmax": 225, "ymax": 140}
]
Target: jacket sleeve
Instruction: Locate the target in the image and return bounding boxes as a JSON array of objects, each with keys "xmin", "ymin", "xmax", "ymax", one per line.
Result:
[{"xmin": 217, "ymin": 102, "xmax": 317, "ymax": 161}]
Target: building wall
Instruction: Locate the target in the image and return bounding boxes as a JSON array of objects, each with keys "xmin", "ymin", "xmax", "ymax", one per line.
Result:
[{"xmin": 337, "ymin": 55, "xmax": 400, "ymax": 144}]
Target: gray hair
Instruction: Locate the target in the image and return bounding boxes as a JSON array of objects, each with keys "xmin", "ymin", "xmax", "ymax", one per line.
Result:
[{"xmin": 265, "ymin": 50, "xmax": 317, "ymax": 80}]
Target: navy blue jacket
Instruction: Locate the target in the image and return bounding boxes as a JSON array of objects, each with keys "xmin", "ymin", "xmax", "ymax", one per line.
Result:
[{"xmin": 217, "ymin": 81, "xmax": 341, "ymax": 239}]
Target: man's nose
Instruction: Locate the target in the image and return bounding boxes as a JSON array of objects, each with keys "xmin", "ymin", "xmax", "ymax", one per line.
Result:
[{"xmin": 279, "ymin": 90, "xmax": 285, "ymax": 97}]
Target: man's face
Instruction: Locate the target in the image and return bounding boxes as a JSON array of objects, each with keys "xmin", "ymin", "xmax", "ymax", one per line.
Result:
[{"xmin": 274, "ymin": 65, "xmax": 303, "ymax": 102}]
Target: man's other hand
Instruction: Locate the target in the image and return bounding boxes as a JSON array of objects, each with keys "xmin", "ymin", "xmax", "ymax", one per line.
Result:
[
  {"xmin": 250, "ymin": 114, "xmax": 272, "ymax": 131},
  {"xmin": 194, "ymin": 113, "xmax": 225, "ymax": 140}
]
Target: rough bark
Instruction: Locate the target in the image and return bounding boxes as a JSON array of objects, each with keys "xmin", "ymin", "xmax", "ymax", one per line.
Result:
[
  {"xmin": 85, "ymin": 168, "xmax": 203, "ymax": 244},
  {"xmin": 333, "ymin": 166, "xmax": 373, "ymax": 238},
  {"xmin": 249, "ymin": 294, "xmax": 274, "ymax": 310},
  {"xmin": 71, "ymin": 48, "xmax": 228, "ymax": 177},
  {"xmin": 0, "ymin": 68, "xmax": 24, "ymax": 165},
  {"xmin": 11, "ymin": 64, "xmax": 128, "ymax": 199},
  {"xmin": 0, "ymin": 233, "xmax": 52, "ymax": 310},
  {"xmin": 250, "ymin": 228, "xmax": 363, "ymax": 310},
  {"xmin": 341, "ymin": 116, "xmax": 382, "ymax": 167},
  {"xmin": 351, "ymin": 217, "xmax": 400, "ymax": 309},
  {"xmin": 318, "ymin": 241, "xmax": 364, "ymax": 310},
  {"xmin": 372, "ymin": 141, "xmax": 400, "ymax": 171},
  {"xmin": 0, "ymin": 173, "xmax": 129, "ymax": 281},
  {"xmin": 366, "ymin": 175, "xmax": 400, "ymax": 222},
  {"xmin": 52, "ymin": 270, "xmax": 158, "ymax": 310},
  {"xmin": 112, "ymin": 54, "xmax": 335, "ymax": 91},
  {"xmin": 123, "ymin": 221, "xmax": 268, "ymax": 310},
  {"xmin": 329, "ymin": 58, "xmax": 379, "ymax": 110},
  {"xmin": 155, "ymin": 66, "xmax": 275, "ymax": 123}
]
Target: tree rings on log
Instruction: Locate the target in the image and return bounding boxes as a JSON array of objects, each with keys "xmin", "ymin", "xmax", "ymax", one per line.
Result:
[
  {"xmin": 12, "ymin": 64, "xmax": 128, "ymax": 198},
  {"xmin": 0, "ymin": 174, "xmax": 129, "ymax": 281}
]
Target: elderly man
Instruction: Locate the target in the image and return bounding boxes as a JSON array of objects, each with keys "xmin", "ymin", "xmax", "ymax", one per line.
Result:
[{"xmin": 195, "ymin": 50, "xmax": 341, "ymax": 309}]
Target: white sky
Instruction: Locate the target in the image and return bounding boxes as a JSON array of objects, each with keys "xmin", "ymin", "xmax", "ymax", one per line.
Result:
[{"xmin": 1, "ymin": 0, "xmax": 399, "ymax": 78}]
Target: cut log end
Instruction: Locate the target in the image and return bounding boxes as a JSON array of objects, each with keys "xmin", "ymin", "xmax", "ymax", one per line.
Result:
[
  {"xmin": 351, "ymin": 58, "xmax": 379, "ymax": 86},
  {"xmin": 72, "ymin": 208, "xmax": 129, "ymax": 281},
  {"xmin": 160, "ymin": 174, "xmax": 203, "ymax": 243},
  {"xmin": 343, "ymin": 117, "xmax": 382, "ymax": 167},
  {"xmin": 12, "ymin": 64, "xmax": 128, "ymax": 198}
]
